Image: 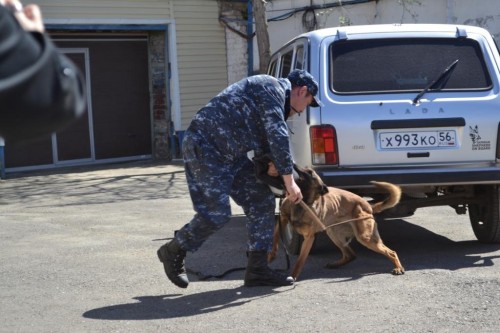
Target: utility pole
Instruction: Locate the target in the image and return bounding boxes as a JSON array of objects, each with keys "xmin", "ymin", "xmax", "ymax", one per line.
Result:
[{"xmin": 252, "ymin": 0, "xmax": 271, "ymax": 74}]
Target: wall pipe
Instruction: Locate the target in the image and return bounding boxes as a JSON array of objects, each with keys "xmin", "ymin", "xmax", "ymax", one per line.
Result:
[{"xmin": 247, "ymin": 0, "xmax": 254, "ymax": 76}]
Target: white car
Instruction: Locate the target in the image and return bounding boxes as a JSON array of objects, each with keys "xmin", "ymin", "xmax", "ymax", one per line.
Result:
[{"xmin": 268, "ymin": 24, "xmax": 500, "ymax": 245}]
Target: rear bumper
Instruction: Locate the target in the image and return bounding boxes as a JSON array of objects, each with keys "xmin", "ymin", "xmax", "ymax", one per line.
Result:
[{"xmin": 315, "ymin": 165, "xmax": 500, "ymax": 188}]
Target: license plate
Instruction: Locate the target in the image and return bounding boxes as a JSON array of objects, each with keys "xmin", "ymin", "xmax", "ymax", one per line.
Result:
[{"xmin": 379, "ymin": 130, "xmax": 457, "ymax": 149}]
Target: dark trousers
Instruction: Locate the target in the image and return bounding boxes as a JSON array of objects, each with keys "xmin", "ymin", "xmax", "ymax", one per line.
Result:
[{"xmin": 175, "ymin": 130, "xmax": 276, "ymax": 252}]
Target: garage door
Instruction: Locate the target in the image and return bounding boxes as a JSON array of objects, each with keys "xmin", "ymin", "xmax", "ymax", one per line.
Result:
[{"xmin": 5, "ymin": 34, "xmax": 152, "ymax": 170}]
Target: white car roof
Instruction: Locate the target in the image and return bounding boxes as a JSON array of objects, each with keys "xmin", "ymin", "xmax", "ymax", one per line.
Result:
[{"xmin": 291, "ymin": 24, "xmax": 491, "ymax": 44}]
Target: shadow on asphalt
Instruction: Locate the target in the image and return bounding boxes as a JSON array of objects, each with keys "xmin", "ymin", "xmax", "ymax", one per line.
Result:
[
  {"xmin": 83, "ymin": 215, "xmax": 500, "ymax": 321},
  {"xmin": 306, "ymin": 219, "xmax": 500, "ymax": 282},
  {"xmin": 1, "ymin": 161, "xmax": 188, "ymax": 207},
  {"xmin": 4, "ymin": 160, "xmax": 182, "ymax": 180},
  {"xmin": 83, "ymin": 285, "xmax": 296, "ymax": 320}
]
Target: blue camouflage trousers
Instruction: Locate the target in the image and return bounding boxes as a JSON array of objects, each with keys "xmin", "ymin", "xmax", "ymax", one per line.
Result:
[{"xmin": 174, "ymin": 129, "xmax": 276, "ymax": 253}]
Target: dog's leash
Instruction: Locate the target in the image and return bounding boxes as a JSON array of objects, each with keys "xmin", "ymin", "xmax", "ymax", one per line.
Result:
[
  {"xmin": 184, "ymin": 216, "xmax": 290, "ymax": 281},
  {"xmin": 298, "ymin": 200, "xmax": 326, "ymax": 231},
  {"xmin": 186, "ymin": 267, "xmax": 246, "ymax": 281},
  {"xmin": 276, "ymin": 209, "xmax": 292, "ymax": 271},
  {"xmin": 297, "ymin": 200, "xmax": 372, "ymax": 230},
  {"xmin": 186, "ymin": 252, "xmax": 291, "ymax": 281},
  {"xmin": 180, "ymin": 203, "xmax": 368, "ymax": 281}
]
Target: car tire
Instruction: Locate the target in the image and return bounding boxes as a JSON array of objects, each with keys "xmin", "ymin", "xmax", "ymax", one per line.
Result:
[{"xmin": 468, "ymin": 185, "xmax": 500, "ymax": 243}]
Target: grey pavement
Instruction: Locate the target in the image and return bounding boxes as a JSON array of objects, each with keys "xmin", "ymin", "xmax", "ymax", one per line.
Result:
[{"xmin": 1, "ymin": 161, "xmax": 500, "ymax": 333}]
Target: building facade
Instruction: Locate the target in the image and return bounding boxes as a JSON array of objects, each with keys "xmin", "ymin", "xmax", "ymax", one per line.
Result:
[
  {"xmin": 4, "ymin": 0, "xmax": 499, "ymax": 174},
  {"xmin": 4, "ymin": 0, "xmax": 232, "ymax": 173}
]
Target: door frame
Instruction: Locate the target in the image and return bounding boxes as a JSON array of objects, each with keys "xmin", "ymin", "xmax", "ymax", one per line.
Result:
[{"xmin": 54, "ymin": 47, "xmax": 95, "ymax": 166}]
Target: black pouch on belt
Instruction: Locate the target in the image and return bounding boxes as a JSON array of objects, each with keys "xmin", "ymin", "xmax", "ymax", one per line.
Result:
[{"xmin": 252, "ymin": 154, "xmax": 286, "ymax": 197}]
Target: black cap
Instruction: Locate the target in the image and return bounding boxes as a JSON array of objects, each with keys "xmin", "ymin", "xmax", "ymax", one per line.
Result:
[{"xmin": 287, "ymin": 69, "xmax": 322, "ymax": 107}]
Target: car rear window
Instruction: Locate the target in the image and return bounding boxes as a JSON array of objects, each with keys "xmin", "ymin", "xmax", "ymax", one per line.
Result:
[{"xmin": 330, "ymin": 37, "xmax": 492, "ymax": 94}]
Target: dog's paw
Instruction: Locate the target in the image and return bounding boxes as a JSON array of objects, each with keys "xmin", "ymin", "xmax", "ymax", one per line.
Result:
[{"xmin": 391, "ymin": 268, "xmax": 405, "ymax": 275}]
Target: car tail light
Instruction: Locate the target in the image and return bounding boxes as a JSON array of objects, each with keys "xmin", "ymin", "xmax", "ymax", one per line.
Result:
[{"xmin": 310, "ymin": 125, "xmax": 338, "ymax": 165}]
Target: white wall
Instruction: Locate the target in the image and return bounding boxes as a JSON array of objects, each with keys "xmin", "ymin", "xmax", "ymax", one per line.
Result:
[
  {"xmin": 260, "ymin": 0, "xmax": 500, "ymax": 71},
  {"xmin": 172, "ymin": 0, "xmax": 228, "ymax": 130},
  {"xmin": 221, "ymin": 7, "xmax": 249, "ymax": 85},
  {"xmin": 30, "ymin": 0, "xmax": 171, "ymax": 19}
]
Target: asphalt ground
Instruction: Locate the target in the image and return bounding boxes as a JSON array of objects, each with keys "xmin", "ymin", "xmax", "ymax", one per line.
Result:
[{"xmin": 1, "ymin": 161, "xmax": 500, "ymax": 332}]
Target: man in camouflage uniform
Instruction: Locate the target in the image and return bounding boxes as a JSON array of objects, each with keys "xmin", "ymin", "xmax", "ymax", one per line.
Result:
[{"xmin": 158, "ymin": 69, "xmax": 322, "ymax": 288}]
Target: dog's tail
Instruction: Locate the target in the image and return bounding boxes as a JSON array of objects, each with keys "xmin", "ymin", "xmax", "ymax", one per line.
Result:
[{"xmin": 369, "ymin": 181, "xmax": 402, "ymax": 214}]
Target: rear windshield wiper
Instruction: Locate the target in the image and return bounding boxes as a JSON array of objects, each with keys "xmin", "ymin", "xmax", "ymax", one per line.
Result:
[{"xmin": 412, "ymin": 59, "xmax": 459, "ymax": 104}]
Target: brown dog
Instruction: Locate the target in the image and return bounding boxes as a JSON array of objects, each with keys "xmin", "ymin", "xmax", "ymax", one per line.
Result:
[{"xmin": 269, "ymin": 167, "xmax": 405, "ymax": 280}]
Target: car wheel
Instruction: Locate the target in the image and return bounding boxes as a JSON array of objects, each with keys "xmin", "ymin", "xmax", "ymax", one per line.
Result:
[{"xmin": 468, "ymin": 185, "xmax": 500, "ymax": 243}]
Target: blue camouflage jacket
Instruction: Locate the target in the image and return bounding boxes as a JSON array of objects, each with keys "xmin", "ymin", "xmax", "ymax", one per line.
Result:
[{"xmin": 187, "ymin": 74, "xmax": 294, "ymax": 176}]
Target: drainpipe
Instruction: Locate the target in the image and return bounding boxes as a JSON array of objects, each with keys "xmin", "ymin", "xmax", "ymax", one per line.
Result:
[
  {"xmin": 247, "ymin": 0, "xmax": 253, "ymax": 76},
  {"xmin": 446, "ymin": 0, "xmax": 455, "ymax": 23}
]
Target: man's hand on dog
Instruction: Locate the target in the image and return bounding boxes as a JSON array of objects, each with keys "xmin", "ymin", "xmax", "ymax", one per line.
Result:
[{"xmin": 267, "ymin": 162, "xmax": 302, "ymax": 204}]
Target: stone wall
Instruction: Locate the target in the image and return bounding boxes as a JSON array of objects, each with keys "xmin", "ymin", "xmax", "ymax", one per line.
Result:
[{"xmin": 148, "ymin": 31, "xmax": 171, "ymax": 160}]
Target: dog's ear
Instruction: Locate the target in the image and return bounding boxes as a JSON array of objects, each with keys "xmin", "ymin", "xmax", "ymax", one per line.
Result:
[{"xmin": 293, "ymin": 164, "xmax": 312, "ymax": 181}]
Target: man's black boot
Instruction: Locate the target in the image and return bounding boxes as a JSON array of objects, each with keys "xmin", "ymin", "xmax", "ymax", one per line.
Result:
[
  {"xmin": 244, "ymin": 251, "xmax": 294, "ymax": 287},
  {"xmin": 157, "ymin": 239, "xmax": 189, "ymax": 288}
]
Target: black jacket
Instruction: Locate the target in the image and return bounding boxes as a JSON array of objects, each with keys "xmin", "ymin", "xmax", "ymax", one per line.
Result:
[{"xmin": 0, "ymin": 5, "xmax": 85, "ymax": 142}]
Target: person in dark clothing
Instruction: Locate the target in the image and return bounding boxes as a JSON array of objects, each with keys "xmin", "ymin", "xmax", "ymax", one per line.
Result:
[
  {"xmin": 0, "ymin": 0, "xmax": 85, "ymax": 142},
  {"xmin": 158, "ymin": 69, "xmax": 322, "ymax": 288}
]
